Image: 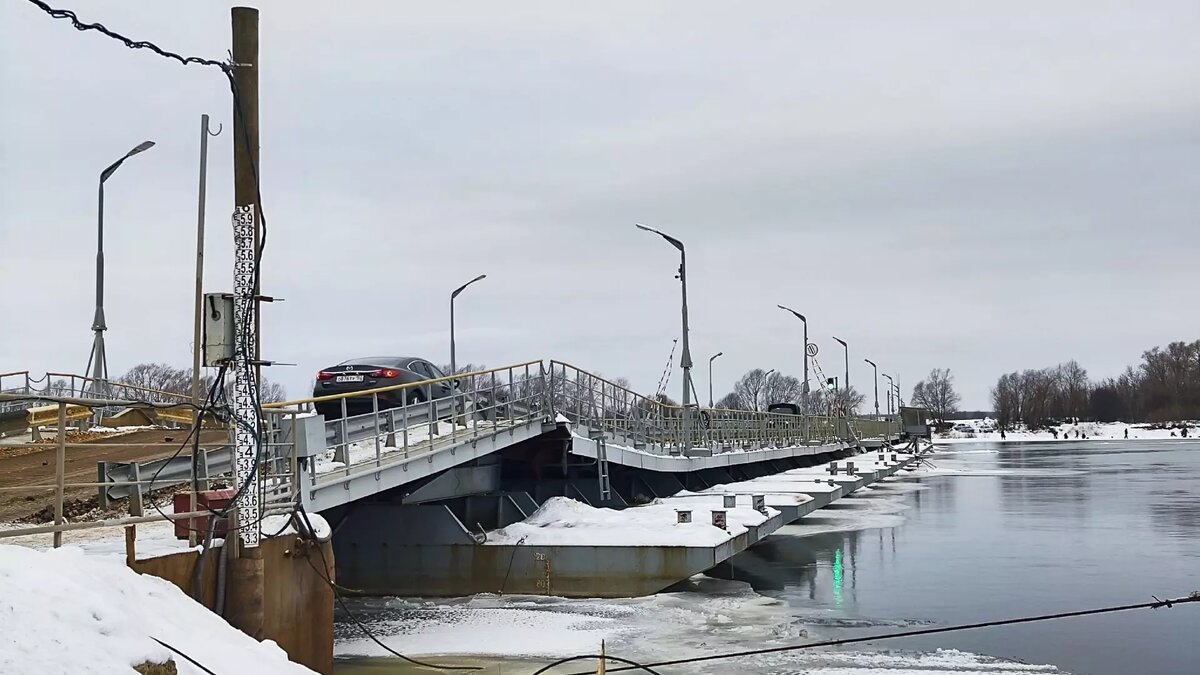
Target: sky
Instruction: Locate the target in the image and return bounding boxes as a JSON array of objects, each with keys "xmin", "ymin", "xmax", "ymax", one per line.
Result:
[{"xmin": 2, "ymin": 1, "xmax": 1198, "ymax": 410}]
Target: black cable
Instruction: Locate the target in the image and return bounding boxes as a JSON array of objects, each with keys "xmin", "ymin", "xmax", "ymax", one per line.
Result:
[
  {"xmin": 578, "ymin": 592, "xmax": 1200, "ymax": 675},
  {"xmin": 150, "ymin": 637, "xmax": 218, "ymax": 675},
  {"xmin": 531, "ymin": 655, "xmax": 664, "ymax": 675},
  {"xmin": 292, "ymin": 507, "xmax": 482, "ymax": 672},
  {"xmin": 24, "ymin": 1, "xmax": 230, "ymax": 72}
]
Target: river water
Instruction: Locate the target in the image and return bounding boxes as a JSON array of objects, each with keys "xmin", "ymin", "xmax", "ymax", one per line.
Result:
[{"xmin": 334, "ymin": 440, "xmax": 1200, "ymax": 674}]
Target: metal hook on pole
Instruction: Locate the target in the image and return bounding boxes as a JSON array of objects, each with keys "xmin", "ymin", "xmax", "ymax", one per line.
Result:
[{"xmin": 205, "ymin": 119, "xmax": 224, "ymax": 137}]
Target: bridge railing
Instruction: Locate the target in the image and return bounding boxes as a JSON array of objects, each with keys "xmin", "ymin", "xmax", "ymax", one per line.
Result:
[
  {"xmin": 264, "ymin": 361, "xmax": 547, "ymax": 484},
  {"xmin": 546, "ymin": 361, "xmax": 887, "ymax": 453}
]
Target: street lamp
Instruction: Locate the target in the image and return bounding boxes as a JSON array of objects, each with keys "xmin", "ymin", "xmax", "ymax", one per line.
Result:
[
  {"xmin": 758, "ymin": 368, "xmax": 776, "ymax": 411},
  {"xmin": 84, "ymin": 140, "xmax": 156, "ymax": 399},
  {"xmin": 708, "ymin": 351, "xmax": 723, "ymax": 407},
  {"xmin": 777, "ymin": 305, "xmax": 809, "ymax": 442},
  {"xmin": 449, "ymin": 274, "xmax": 486, "ymax": 379},
  {"xmin": 832, "ymin": 336, "xmax": 849, "ymax": 404},
  {"xmin": 635, "ymin": 223, "xmax": 694, "ymax": 425},
  {"xmin": 882, "ymin": 374, "xmax": 895, "ymax": 414},
  {"xmin": 864, "ymin": 358, "xmax": 879, "ymax": 419}
]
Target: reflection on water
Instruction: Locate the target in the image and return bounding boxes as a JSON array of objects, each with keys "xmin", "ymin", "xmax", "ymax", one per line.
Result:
[{"xmin": 335, "ymin": 441, "xmax": 1200, "ymax": 675}]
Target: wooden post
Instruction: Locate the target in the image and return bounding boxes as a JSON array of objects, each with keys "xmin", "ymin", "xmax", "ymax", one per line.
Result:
[
  {"xmin": 125, "ymin": 524, "xmax": 136, "ymax": 566},
  {"xmin": 232, "ymin": 6, "xmax": 261, "ymax": 380},
  {"xmin": 225, "ymin": 6, "xmax": 266, "ymax": 642},
  {"xmin": 53, "ymin": 403, "xmax": 66, "ymax": 548}
]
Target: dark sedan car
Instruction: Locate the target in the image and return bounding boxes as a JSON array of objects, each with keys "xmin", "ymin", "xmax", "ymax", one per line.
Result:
[{"xmin": 312, "ymin": 356, "xmax": 457, "ymax": 420}]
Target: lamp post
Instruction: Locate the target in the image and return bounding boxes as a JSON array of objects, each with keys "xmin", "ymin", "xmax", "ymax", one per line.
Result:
[
  {"xmin": 449, "ymin": 274, "xmax": 486, "ymax": 379},
  {"xmin": 883, "ymin": 373, "xmax": 895, "ymax": 439},
  {"xmin": 708, "ymin": 352, "xmax": 723, "ymax": 407},
  {"xmin": 758, "ymin": 368, "xmax": 776, "ymax": 411},
  {"xmin": 84, "ymin": 140, "xmax": 156, "ymax": 400},
  {"xmin": 832, "ymin": 336, "xmax": 849, "ymax": 441},
  {"xmin": 777, "ymin": 305, "xmax": 809, "ymax": 442},
  {"xmin": 636, "ymin": 223, "xmax": 694, "ymax": 448},
  {"xmin": 883, "ymin": 374, "xmax": 895, "ymax": 415},
  {"xmin": 864, "ymin": 358, "xmax": 879, "ymax": 419}
]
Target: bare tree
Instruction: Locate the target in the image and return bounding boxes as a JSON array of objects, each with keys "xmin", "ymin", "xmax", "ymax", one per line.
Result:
[
  {"xmin": 991, "ymin": 372, "xmax": 1022, "ymax": 430},
  {"xmin": 1059, "ymin": 359, "xmax": 1089, "ymax": 421},
  {"xmin": 715, "ymin": 391, "xmax": 746, "ymax": 410},
  {"xmin": 118, "ymin": 363, "xmax": 191, "ymax": 397},
  {"xmin": 910, "ymin": 368, "xmax": 961, "ymax": 423},
  {"xmin": 762, "ymin": 373, "xmax": 803, "ymax": 407},
  {"xmin": 733, "ymin": 369, "xmax": 772, "ymax": 411}
]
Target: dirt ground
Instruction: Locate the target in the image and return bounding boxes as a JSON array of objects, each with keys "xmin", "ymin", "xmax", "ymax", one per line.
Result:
[{"xmin": 0, "ymin": 428, "xmax": 229, "ymax": 522}]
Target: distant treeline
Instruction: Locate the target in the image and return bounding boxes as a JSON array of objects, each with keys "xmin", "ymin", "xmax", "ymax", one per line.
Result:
[{"xmin": 992, "ymin": 339, "xmax": 1200, "ymax": 428}]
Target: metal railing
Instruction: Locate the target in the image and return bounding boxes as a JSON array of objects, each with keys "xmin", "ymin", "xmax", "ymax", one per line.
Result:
[
  {"xmin": 263, "ymin": 361, "xmax": 547, "ymax": 489},
  {"xmin": 0, "ymin": 361, "xmax": 897, "ymax": 545},
  {"xmin": 0, "ymin": 392, "xmax": 298, "ymax": 547},
  {"xmin": 545, "ymin": 360, "xmax": 891, "ymax": 453}
]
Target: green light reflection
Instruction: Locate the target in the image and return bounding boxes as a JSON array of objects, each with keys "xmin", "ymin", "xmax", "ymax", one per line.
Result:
[{"xmin": 832, "ymin": 548, "xmax": 844, "ymax": 607}]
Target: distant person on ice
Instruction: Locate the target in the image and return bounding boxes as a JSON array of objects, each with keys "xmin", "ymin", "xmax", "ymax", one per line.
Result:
[{"xmin": 1124, "ymin": 428, "xmax": 1129, "ymax": 439}]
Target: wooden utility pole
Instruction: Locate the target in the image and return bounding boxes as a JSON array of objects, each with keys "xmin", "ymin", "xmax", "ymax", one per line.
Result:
[{"xmin": 225, "ymin": 5, "xmax": 265, "ymax": 641}]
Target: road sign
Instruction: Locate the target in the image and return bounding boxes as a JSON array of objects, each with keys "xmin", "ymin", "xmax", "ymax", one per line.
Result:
[{"xmin": 806, "ymin": 343, "xmax": 819, "ymax": 357}]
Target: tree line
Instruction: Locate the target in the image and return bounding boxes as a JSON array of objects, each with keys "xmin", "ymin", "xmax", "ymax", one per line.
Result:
[
  {"xmin": 715, "ymin": 368, "xmax": 866, "ymax": 415},
  {"xmin": 117, "ymin": 362, "xmax": 287, "ymax": 403},
  {"xmin": 991, "ymin": 338, "xmax": 1200, "ymax": 428}
]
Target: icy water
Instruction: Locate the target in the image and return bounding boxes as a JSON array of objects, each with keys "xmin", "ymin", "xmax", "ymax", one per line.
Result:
[{"xmin": 335, "ymin": 440, "xmax": 1200, "ymax": 674}]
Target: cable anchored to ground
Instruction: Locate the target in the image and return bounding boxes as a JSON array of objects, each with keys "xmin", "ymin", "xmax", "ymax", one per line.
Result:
[{"xmin": 536, "ymin": 591, "xmax": 1200, "ymax": 674}]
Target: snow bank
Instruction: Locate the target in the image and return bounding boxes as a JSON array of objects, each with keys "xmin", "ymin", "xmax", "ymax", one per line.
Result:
[
  {"xmin": 934, "ymin": 420, "xmax": 1197, "ymax": 444},
  {"xmin": 0, "ymin": 544, "xmax": 314, "ymax": 675},
  {"xmin": 485, "ymin": 497, "xmax": 770, "ymax": 547}
]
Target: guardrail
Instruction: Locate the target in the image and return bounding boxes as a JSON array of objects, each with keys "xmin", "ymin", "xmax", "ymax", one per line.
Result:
[
  {"xmin": 545, "ymin": 360, "xmax": 891, "ymax": 453},
  {"xmin": 264, "ymin": 361, "xmax": 547, "ymax": 489},
  {"xmin": 0, "ymin": 392, "xmax": 297, "ymax": 547},
  {"xmin": 97, "ymin": 443, "xmax": 233, "ymax": 512}
]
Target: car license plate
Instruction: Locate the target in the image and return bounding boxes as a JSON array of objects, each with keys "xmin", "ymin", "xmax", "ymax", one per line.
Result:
[{"xmin": 336, "ymin": 375, "xmax": 364, "ymax": 383}]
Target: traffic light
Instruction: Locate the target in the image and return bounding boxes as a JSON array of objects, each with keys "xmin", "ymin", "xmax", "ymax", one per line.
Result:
[{"xmin": 826, "ymin": 377, "xmax": 837, "ymax": 391}]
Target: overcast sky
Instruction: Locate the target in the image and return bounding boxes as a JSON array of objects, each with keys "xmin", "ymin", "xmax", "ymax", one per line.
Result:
[{"xmin": 2, "ymin": 1, "xmax": 1198, "ymax": 409}]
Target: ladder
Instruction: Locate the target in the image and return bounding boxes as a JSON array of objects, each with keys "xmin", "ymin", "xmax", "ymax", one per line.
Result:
[
  {"xmin": 595, "ymin": 436, "xmax": 611, "ymax": 501},
  {"xmin": 809, "ymin": 355, "xmax": 859, "ymax": 446}
]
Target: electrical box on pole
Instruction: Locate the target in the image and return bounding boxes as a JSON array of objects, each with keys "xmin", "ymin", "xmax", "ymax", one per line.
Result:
[{"xmin": 201, "ymin": 293, "xmax": 235, "ymax": 366}]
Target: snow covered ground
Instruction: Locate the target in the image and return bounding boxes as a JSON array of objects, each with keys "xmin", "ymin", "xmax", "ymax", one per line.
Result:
[
  {"xmin": 0, "ymin": 544, "xmax": 315, "ymax": 675},
  {"xmin": 933, "ymin": 420, "xmax": 1197, "ymax": 445}
]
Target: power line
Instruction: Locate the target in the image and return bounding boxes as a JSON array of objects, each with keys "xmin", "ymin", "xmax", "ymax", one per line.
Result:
[
  {"xmin": 24, "ymin": 0, "xmax": 230, "ymax": 72},
  {"xmin": 565, "ymin": 591, "xmax": 1200, "ymax": 674}
]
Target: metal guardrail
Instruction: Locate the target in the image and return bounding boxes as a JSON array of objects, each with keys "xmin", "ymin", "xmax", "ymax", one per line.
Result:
[
  {"xmin": 545, "ymin": 360, "xmax": 892, "ymax": 453},
  {"xmin": 97, "ymin": 443, "xmax": 234, "ymax": 510},
  {"xmin": 265, "ymin": 361, "xmax": 548, "ymax": 491}
]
